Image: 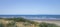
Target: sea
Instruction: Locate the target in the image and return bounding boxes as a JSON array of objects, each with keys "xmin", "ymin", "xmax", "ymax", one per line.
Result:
[{"xmin": 0, "ymin": 15, "xmax": 60, "ymax": 20}]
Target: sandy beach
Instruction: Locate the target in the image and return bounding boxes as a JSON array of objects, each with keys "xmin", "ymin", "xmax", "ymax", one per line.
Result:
[{"xmin": 33, "ymin": 20, "xmax": 60, "ymax": 26}]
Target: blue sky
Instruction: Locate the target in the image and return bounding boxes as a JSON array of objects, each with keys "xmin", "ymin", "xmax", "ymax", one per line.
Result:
[{"xmin": 0, "ymin": 0, "xmax": 60, "ymax": 15}]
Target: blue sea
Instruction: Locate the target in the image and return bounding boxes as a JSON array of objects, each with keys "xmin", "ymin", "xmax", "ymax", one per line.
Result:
[{"xmin": 0, "ymin": 15, "xmax": 60, "ymax": 20}]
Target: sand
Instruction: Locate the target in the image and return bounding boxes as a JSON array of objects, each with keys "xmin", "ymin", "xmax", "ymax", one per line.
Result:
[{"xmin": 32, "ymin": 20, "xmax": 60, "ymax": 26}]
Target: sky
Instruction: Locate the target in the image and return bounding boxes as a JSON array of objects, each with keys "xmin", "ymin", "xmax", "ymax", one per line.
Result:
[{"xmin": 0, "ymin": 0, "xmax": 60, "ymax": 15}]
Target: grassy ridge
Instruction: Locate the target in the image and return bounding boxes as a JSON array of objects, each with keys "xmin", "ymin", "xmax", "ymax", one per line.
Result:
[{"xmin": 0, "ymin": 17, "xmax": 60, "ymax": 27}]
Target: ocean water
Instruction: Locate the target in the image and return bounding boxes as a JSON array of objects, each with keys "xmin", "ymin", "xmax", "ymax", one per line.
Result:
[{"xmin": 0, "ymin": 15, "xmax": 60, "ymax": 20}]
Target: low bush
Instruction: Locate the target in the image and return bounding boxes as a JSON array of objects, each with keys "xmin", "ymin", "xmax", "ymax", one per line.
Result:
[
  {"xmin": 39, "ymin": 22, "xmax": 59, "ymax": 27},
  {"xmin": 0, "ymin": 23, "xmax": 4, "ymax": 27}
]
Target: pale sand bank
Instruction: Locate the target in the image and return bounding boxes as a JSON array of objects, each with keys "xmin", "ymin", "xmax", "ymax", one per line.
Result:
[{"xmin": 32, "ymin": 20, "xmax": 60, "ymax": 26}]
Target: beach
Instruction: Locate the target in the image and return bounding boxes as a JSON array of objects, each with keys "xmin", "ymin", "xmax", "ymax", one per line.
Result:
[{"xmin": 33, "ymin": 20, "xmax": 60, "ymax": 26}]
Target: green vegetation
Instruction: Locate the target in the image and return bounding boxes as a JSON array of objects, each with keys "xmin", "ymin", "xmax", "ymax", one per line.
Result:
[
  {"xmin": 0, "ymin": 23, "xmax": 4, "ymax": 27},
  {"xmin": 39, "ymin": 22, "xmax": 60, "ymax": 27},
  {"xmin": 0, "ymin": 17, "xmax": 60, "ymax": 27},
  {"xmin": 7, "ymin": 22, "xmax": 15, "ymax": 27},
  {"xmin": 5, "ymin": 17, "xmax": 29, "ymax": 22}
]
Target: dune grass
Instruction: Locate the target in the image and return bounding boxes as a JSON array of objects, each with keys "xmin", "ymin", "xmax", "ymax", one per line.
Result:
[
  {"xmin": 0, "ymin": 17, "xmax": 60, "ymax": 27},
  {"xmin": 39, "ymin": 22, "xmax": 60, "ymax": 27}
]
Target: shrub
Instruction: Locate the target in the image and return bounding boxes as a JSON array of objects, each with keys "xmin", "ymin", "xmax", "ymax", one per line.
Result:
[
  {"xmin": 39, "ymin": 22, "xmax": 59, "ymax": 27},
  {"xmin": 7, "ymin": 22, "xmax": 17, "ymax": 27},
  {"xmin": 5, "ymin": 17, "xmax": 27, "ymax": 22},
  {"xmin": 0, "ymin": 23, "xmax": 4, "ymax": 27}
]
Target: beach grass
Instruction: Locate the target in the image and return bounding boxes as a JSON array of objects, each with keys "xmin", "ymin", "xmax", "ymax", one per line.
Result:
[{"xmin": 0, "ymin": 17, "xmax": 60, "ymax": 27}]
